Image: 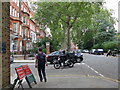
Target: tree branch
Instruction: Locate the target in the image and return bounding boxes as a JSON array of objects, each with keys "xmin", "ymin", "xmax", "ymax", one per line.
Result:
[{"xmin": 70, "ymin": 10, "xmax": 79, "ymax": 27}]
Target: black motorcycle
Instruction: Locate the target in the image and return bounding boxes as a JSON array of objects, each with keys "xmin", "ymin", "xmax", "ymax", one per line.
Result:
[{"xmin": 53, "ymin": 56, "xmax": 74, "ymax": 69}]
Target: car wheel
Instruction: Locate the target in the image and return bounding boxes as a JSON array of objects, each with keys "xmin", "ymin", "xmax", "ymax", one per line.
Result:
[{"xmin": 77, "ymin": 58, "xmax": 81, "ymax": 63}]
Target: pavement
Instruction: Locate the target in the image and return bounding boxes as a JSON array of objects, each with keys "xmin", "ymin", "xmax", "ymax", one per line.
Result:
[
  {"xmin": 21, "ymin": 74, "xmax": 118, "ymax": 88},
  {"xmin": 14, "ymin": 60, "xmax": 35, "ymax": 63}
]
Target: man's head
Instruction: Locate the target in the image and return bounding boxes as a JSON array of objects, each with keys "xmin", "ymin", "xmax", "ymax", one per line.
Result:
[{"xmin": 38, "ymin": 48, "xmax": 42, "ymax": 52}]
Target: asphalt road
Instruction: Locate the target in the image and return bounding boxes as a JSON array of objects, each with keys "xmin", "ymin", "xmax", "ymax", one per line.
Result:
[{"xmin": 10, "ymin": 53, "xmax": 118, "ymax": 88}]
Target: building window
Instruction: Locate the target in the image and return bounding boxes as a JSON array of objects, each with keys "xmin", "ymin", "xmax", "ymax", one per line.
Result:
[
  {"xmin": 17, "ymin": 2, "xmax": 19, "ymax": 6},
  {"xmin": 13, "ymin": 23, "xmax": 17, "ymax": 32},
  {"xmin": 10, "ymin": 6, "xmax": 12, "ymax": 15},
  {"xmin": 12, "ymin": 8, "xmax": 15, "ymax": 16},
  {"xmin": 15, "ymin": 10, "xmax": 16, "ymax": 17},
  {"xmin": 23, "ymin": 29, "xmax": 26, "ymax": 39},
  {"xmin": 20, "ymin": 41, "xmax": 22, "ymax": 51},
  {"xmin": 11, "ymin": 7, "xmax": 13, "ymax": 16},
  {"xmin": 17, "ymin": 12, "xmax": 19, "ymax": 17},
  {"xmin": 13, "ymin": 40, "xmax": 18, "ymax": 51},
  {"xmin": 23, "ymin": 17, "xmax": 26, "ymax": 24}
]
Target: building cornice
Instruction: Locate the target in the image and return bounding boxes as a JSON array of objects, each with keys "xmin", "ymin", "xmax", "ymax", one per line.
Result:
[{"xmin": 10, "ymin": 16, "xmax": 22, "ymax": 23}]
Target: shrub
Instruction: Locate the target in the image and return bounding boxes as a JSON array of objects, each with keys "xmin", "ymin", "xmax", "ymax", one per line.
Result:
[
  {"xmin": 42, "ymin": 49, "xmax": 46, "ymax": 53},
  {"xmin": 102, "ymin": 41, "xmax": 119, "ymax": 51},
  {"xmin": 92, "ymin": 44, "xmax": 103, "ymax": 49}
]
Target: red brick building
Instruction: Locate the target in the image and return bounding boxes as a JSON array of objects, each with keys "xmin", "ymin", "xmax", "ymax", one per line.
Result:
[{"xmin": 10, "ymin": 0, "xmax": 45, "ymax": 54}]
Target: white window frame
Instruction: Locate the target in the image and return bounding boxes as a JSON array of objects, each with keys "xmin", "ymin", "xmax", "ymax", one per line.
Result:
[
  {"xmin": 17, "ymin": 2, "xmax": 19, "ymax": 6},
  {"xmin": 13, "ymin": 23, "xmax": 17, "ymax": 33},
  {"xmin": 13, "ymin": 8, "xmax": 15, "ymax": 16},
  {"xmin": 20, "ymin": 25, "xmax": 22, "ymax": 35},
  {"xmin": 20, "ymin": 41, "xmax": 22, "ymax": 51},
  {"xmin": 17, "ymin": 12, "xmax": 19, "ymax": 17}
]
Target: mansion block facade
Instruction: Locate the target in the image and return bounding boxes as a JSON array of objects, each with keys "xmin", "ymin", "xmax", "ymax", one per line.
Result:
[{"xmin": 10, "ymin": 0, "xmax": 45, "ymax": 54}]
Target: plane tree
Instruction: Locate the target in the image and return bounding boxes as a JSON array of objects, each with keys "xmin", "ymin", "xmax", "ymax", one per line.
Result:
[{"xmin": 34, "ymin": 2, "xmax": 102, "ymax": 51}]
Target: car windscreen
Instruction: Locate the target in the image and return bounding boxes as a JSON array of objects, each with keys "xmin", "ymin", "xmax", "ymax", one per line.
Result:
[
  {"xmin": 51, "ymin": 51, "xmax": 63, "ymax": 55},
  {"xmin": 74, "ymin": 50, "xmax": 81, "ymax": 53}
]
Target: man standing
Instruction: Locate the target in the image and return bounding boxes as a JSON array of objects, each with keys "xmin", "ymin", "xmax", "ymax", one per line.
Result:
[{"xmin": 35, "ymin": 48, "xmax": 48, "ymax": 82}]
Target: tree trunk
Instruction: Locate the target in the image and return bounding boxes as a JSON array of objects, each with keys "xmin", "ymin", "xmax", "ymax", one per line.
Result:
[
  {"xmin": 62, "ymin": 26, "xmax": 67, "ymax": 50},
  {"xmin": 67, "ymin": 25, "xmax": 71, "ymax": 52}
]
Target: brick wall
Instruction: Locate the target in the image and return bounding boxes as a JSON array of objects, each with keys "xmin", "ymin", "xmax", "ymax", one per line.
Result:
[{"xmin": 0, "ymin": 2, "xmax": 10, "ymax": 89}]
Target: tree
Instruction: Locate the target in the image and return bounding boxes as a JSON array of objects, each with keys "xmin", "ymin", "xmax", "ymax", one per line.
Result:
[
  {"xmin": 72, "ymin": 7, "xmax": 117, "ymax": 49},
  {"xmin": 34, "ymin": 2, "xmax": 102, "ymax": 51}
]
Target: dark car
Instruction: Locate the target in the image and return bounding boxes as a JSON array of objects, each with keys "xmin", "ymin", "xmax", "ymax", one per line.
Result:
[
  {"xmin": 95, "ymin": 49, "xmax": 104, "ymax": 55},
  {"xmin": 46, "ymin": 51, "xmax": 64, "ymax": 64},
  {"xmin": 47, "ymin": 50, "xmax": 83, "ymax": 64},
  {"xmin": 69, "ymin": 50, "xmax": 83, "ymax": 63},
  {"xmin": 89, "ymin": 49, "xmax": 104, "ymax": 55}
]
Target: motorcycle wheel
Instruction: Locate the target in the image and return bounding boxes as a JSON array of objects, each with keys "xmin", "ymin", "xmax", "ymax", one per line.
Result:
[
  {"xmin": 54, "ymin": 63, "xmax": 61, "ymax": 69},
  {"xmin": 68, "ymin": 61, "xmax": 74, "ymax": 68}
]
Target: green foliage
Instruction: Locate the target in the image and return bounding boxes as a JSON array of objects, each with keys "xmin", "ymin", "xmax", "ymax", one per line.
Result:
[
  {"xmin": 42, "ymin": 48, "xmax": 46, "ymax": 53},
  {"xmin": 35, "ymin": 37, "xmax": 60, "ymax": 52},
  {"xmin": 102, "ymin": 41, "xmax": 119, "ymax": 51},
  {"xmin": 34, "ymin": 2, "xmax": 102, "ymax": 51},
  {"xmin": 92, "ymin": 44, "xmax": 103, "ymax": 49},
  {"xmin": 27, "ymin": 48, "xmax": 32, "ymax": 54},
  {"xmin": 94, "ymin": 31, "xmax": 115, "ymax": 44}
]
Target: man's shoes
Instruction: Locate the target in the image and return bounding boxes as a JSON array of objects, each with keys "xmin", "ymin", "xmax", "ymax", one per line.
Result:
[
  {"xmin": 44, "ymin": 78, "xmax": 47, "ymax": 82},
  {"xmin": 40, "ymin": 79, "xmax": 43, "ymax": 82}
]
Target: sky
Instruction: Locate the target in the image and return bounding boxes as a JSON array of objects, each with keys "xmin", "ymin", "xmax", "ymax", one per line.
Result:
[{"xmin": 104, "ymin": 0, "xmax": 120, "ymax": 31}]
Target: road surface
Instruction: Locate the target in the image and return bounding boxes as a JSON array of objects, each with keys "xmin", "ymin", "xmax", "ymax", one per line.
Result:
[{"xmin": 10, "ymin": 53, "xmax": 118, "ymax": 88}]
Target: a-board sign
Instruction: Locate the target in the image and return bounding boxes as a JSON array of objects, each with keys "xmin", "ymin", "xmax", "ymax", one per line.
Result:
[
  {"xmin": 21, "ymin": 65, "xmax": 37, "ymax": 88},
  {"xmin": 22, "ymin": 65, "xmax": 32, "ymax": 75},
  {"xmin": 15, "ymin": 66, "xmax": 25, "ymax": 80},
  {"xmin": 13, "ymin": 65, "xmax": 37, "ymax": 88}
]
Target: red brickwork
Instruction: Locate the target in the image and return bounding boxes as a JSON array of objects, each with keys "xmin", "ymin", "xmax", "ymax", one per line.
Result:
[{"xmin": 10, "ymin": 1, "xmax": 45, "ymax": 54}]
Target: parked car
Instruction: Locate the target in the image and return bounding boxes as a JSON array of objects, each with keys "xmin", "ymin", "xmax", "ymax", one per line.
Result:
[
  {"xmin": 89, "ymin": 49, "xmax": 104, "ymax": 55},
  {"xmin": 82, "ymin": 49, "xmax": 89, "ymax": 53},
  {"xmin": 89, "ymin": 49, "xmax": 96, "ymax": 54},
  {"xmin": 46, "ymin": 50, "xmax": 84, "ymax": 64},
  {"xmin": 96, "ymin": 49, "xmax": 104, "ymax": 55},
  {"xmin": 10, "ymin": 56, "xmax": 14, "ymax": 63},
  {"xmin": 46, "ymin": 51, "xmax": 64, "ymax": 64},
  {"xmin": 73, "ymin": 50, "xmax": 83, "ymax": 63}
]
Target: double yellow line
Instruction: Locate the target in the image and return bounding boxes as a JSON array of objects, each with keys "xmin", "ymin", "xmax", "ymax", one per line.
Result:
[{"xmin": 48, "ymin": 74, "xmax": 120, "ymax": 83}]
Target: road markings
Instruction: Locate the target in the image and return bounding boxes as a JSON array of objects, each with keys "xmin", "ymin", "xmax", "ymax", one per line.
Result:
[
  {"xmin": 76, "ymin": 62, "xmax": 104, "ymax": 77},
  {"xmin": 81, "ymin": 63, "xmax": 104, "ymax": 77}
]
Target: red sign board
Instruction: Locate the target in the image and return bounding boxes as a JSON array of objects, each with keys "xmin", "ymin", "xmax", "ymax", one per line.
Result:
[
  {"xmin": 15, "ymin": 67, "xmax": 25, "ymax": 80},
  {"xmin": 22, "ymin": 65, "xmax": 32, "ymax": 75}
]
